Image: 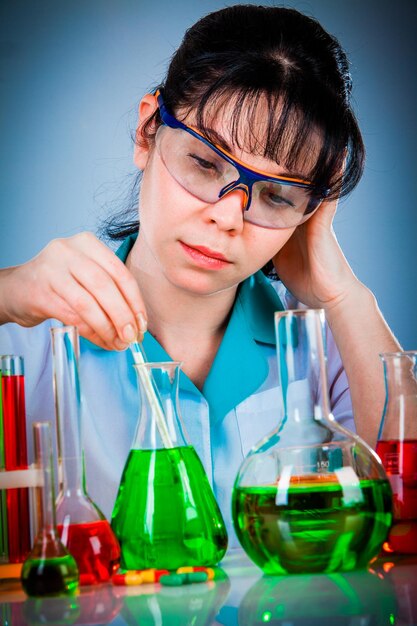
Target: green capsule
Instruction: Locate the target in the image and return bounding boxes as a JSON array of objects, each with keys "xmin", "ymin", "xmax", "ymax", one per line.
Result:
[
  {"xmin": 185, "ymin": 572, "xmax": 208, "ymax": 584},
  {"xmin": 159, "ymin": 573, "xmax": 187, "ymax": 586}
]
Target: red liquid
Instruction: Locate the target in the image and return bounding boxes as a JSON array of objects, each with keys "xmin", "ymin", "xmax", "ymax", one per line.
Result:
[
  {"xmin": 1, "ymin": 374, "xmax": 31, "ymax": 562},
  {"xmin": 57, "ymin": 520, "xmax": 120, "ymax": 585},
  {"xmin": 376, "ymin": 439, "xmax": 417, "ymax": 553}
]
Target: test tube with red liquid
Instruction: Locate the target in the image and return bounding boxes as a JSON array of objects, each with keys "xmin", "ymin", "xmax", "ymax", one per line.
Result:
[
  {"xmin": 0, "ymin": 369, "xmax": 7, "ymax": 561},
  {"xmin": 1, "ymin": 355, "xmax": 31, "ymax": 562}
]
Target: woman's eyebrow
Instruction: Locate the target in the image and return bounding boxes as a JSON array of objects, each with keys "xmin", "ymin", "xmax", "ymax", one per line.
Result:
[
  {"xmin": 199, "ymin": 127, "xmax": 232, "ymax": 152},
  {"xmin": 197, "ymin": 125, "xmax": 314, "ymax": 182}
]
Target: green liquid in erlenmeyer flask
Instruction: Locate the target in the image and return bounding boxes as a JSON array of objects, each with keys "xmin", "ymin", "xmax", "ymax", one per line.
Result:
[
  {"xmin": 232, "ymin": 477, "xmax": 392, "ymax": 575},
  {"xmin": 111, "ymin": 446, "xmax": 228, "ymax": 570}
]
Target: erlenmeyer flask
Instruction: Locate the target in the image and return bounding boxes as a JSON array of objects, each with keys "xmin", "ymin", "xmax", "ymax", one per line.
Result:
[
  {"xmin": 232, "ymin": 309, "xmax": 393, "ymax": 575},
  {"xmin": 21, "ymin": 422, "xmax": 79, "ymax": 597},
  {"xmin": 51, "ymin": 326, "xmax": 120, "ymax": 585},
  {"xmin": 111, "ymin": 361, "xmax": 228, "ymax": 570},
  {"xmin": 376, "ymin": 351, "xmax": 417, "ymax": 553}
]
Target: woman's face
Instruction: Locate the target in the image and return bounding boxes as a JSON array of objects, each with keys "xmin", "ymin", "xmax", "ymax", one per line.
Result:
[{"xmin": 134, "ymin": 95, "xmax": 302, "ymax": 297}]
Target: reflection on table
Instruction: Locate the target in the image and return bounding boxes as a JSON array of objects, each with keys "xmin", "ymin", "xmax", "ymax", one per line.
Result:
[{"xmin": 1, "ymin": 550, "xmax": 417, "ymax": 625}]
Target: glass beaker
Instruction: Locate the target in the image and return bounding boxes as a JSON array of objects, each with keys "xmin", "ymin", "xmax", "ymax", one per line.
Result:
[
  {"xmin": 232, "ymin": 309, "xmax": 393, "ymax": 575},
  {"xmin": 51, "ymin": 326, "xmax": 120, "ymax": 585},
  {"xmin": 21, "ymin": 422, "xmax": 79, "ymax": 597},
  {"xmin": 376, "ymin": 351, "xmax": 417, "ymax": 553},
  {"xmin": 111, "ymin": 361, "xmax": 228, "ymax": 570}
]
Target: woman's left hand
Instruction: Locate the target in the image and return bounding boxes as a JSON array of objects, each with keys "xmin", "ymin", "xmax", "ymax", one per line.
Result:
[
  {"xmin": 272, "ymin": 198, "xmax": 361, "ymax": 311},
  {"xmin": 274, "ymin": 196, "xmax": 403, "ymax": 449}
]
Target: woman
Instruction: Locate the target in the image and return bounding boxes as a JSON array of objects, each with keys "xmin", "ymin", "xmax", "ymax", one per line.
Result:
[{"xmin": 0, "ymin": 5, "xmax": 401, "ymax": 542}]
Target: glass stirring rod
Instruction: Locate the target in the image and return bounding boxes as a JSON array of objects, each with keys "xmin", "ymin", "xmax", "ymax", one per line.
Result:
[{"xmin": 129, "ymin": 341, "xmax": 174, "ymax": 449}]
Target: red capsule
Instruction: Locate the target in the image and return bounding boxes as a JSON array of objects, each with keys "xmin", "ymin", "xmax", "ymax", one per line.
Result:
[{"xmin": 112, "ymin": 571, "xmax": 143, "ymax": 586}]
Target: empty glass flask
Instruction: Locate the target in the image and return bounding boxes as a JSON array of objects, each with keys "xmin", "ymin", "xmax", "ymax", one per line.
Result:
[
  {"xmin": 111, "ymin": 361, "xmax": 228, "ymax": 570},
  {"xmin": 232, "ymin": 309, "xmax": 392, "ymax": 575}
]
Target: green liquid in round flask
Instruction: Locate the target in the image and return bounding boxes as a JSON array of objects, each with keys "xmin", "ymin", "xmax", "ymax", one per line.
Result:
[
  {"xmin": 232, "ymin": 309, "xmax": 393, "ymax": 575},
  {"xmin": 21, "ymin": 422, "xmax": 79, "ymax": 597},
  {"xmin": 111, "ymin": 361, "xmax": 228, "ymax": 570}
]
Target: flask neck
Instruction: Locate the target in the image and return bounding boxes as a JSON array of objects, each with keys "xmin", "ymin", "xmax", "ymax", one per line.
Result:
[
  {"xmin": 275, "ymin": 310, "xmax": 331, "ymax": 426},
  {"xmin": 132, "ymin": 362, "xmax": 188, "ymax": 450},
  {"xmin": 379, "ymin": 352, "xmax": 417, "ymax": 441},
  {"xmin": 60, "ymin": 459, "xmax": 86, "ymax": 495},
  {"xmin": 51, "ymin": 327, "xmax": 86, "ymax": 494},
  {"xmin": 32, "ymin": 422, "xmax": 58, "ymax": 538}
]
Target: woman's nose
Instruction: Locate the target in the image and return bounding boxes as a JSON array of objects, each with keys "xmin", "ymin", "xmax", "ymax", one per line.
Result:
[{"xmin": 203, "ymin": 187, "xmax": 248, "ymax": 233}]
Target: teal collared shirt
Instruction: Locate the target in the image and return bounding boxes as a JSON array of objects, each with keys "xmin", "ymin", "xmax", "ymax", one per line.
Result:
[{"xmin": 113, "ymin": 233, "xmax": 284, "ymax": 426}]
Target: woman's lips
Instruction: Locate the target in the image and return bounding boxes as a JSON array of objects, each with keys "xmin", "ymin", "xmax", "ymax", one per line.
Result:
[{"xmin": 179, "ymin": 242, "xmax": 232, "ymax": 269}]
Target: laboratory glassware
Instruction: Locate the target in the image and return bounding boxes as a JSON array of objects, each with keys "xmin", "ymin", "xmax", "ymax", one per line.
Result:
[
  {"xmin": 111, "ymin": 360, "xmax": 228, "ymax": 570},
  {"xmin": 21, "ymin": 422, "xmax": 79, "ymax": 597},
  {"xmin": 0, "ymin": 367, "xmax": 7, "ymax": 562},
  {"xmin": 0, "ymin": 355, "xmax": 31, "ymax": 562},
  {"xmin": 51, "ymin": 326, "xmax": 120, "ymax": 585},
  {"xmin": 232, "ymin": 309, "xmax": 392, "ymax": 575},
  {"xmin": 376, "ymin": 350, "xmax": 417, "ymax": 553}
]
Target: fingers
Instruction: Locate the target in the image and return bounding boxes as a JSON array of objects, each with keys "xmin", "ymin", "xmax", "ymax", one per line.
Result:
[
  {"xmin": 49, "ymin": 233, "xmax": 147, "ymax": 349},
  {"xmin": 69, "ymin": 259, "xmax": 141, "ymax": 345},
  {"xmin": 317, "ymin": 197, "xmax": 339, "ymax": 227},
  {"xmin": 45, "ymin": 292, "xmax": 114, "ymax": 350},
  {"xmin": 76, "ymin": 235, "xmax": 149, "ymax": 336},
  {"xmin": 51, "ymin": 277, "xmax": 125, "ymax": 350},
  {"xmin": 7, "ymin": 232, "xmax": 148, "ymax": 350}
]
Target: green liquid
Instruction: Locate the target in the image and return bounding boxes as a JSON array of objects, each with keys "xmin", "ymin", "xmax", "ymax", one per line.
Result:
[
  {"xmin": 232, "ymin": 478, "xmax": 392, "ymax": 574},
  {"xmin": 111, "ymin": 446, "xmax": 228, "ymax": 570},
  {"xmin": 21, "ymin": 554, "xmax": 79, "ymax": 597}
]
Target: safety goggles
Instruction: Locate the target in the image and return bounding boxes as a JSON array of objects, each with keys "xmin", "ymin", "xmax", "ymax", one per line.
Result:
[{"xmin": 155, "ymin": 90, "xmax": 329, "ymax": 229}]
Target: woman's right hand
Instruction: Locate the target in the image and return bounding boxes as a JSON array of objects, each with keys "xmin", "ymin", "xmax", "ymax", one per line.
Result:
[{"xmin": 0, "ymin": 232, "xmax": 147, "ymax": 350}]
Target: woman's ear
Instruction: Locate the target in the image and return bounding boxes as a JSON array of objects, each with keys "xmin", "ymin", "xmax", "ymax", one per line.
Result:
[{"xmin": 134, "ymin": 93, "xmax": 159, "ymax": 170}]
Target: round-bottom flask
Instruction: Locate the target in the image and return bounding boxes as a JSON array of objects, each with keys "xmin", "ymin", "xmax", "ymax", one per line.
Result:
[
  {"xmin": 232, "ymin": 309, "xmax": 392, "ymax": 575},
  {"xmin": 21, "ymin": 422, "xmax": 79, "ymax": 598}
]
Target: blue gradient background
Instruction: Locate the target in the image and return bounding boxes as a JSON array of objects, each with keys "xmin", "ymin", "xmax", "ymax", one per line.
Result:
[{"xmin": 1, "ymin": 0, "xmax": 416, "ymax": 347}]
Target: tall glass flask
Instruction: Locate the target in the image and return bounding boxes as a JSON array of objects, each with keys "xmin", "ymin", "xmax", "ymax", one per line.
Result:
[
  {"xmin": 0, "ymin": 355, "xmax": 31, "ymax": 562},
  {"xmin": 111, "ymin": 361, "xmax": 228, "ymax": 570},
  {"xmin": 376, "ymin": 351, "xmax": 417, "ymax": 553},
  {"xmin": 232, "ymin": 309, "xmax": 392, "ymax": 575},
  {"xmin": 51, "ymin": 326, "xmax": 120, "ymax": 585},
  {"xmin": 21, "ymin": 422, "xmax": 79, "ymax": 597}
]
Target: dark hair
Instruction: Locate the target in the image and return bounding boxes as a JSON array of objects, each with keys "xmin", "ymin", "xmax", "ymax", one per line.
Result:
[{"xmin": 102, "ymin": 4, "xmax": 365, "ymax": 259}]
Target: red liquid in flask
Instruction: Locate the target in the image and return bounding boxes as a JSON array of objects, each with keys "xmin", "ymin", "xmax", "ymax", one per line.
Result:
[
  {"xmin": 376, "ymin": 439, "xmax": 417, "ymax": 553},
  {"xmin": 2, "ymin": 372, "xmax": 31, "ymax": 562},
  {"xmin": 58, "ymin": 519, "xmax": 120, "ymax": 585}
]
